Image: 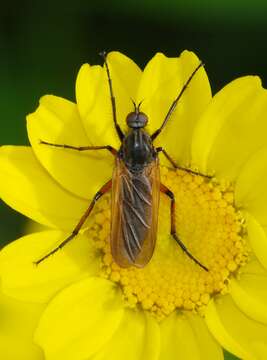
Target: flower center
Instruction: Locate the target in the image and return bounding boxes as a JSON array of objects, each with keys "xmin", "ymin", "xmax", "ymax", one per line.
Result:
[{"xmin": 88, "ymin": 166, "xmax": 249, "ymax": 320}]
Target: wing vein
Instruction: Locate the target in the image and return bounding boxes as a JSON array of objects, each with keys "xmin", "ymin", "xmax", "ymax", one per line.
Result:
[
  {"xmin": 131, "ymin": 179, "xmax": 152, "ymax": 206},
  {"xmin": 127, "ymin": 219, "xmax": 142, "ymax": 251},
  {"xmin": 123, "ymin": 198, "xmax": 150, "ymax": 229},
  {"xmin": 121, "ymin": 211, "xmax": 136, "ymax": 263}
]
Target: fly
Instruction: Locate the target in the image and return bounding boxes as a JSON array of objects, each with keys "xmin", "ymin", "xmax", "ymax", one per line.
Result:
[{"xmin": 35, "ymin": 51, "xmax": 209, "ymax": 271}]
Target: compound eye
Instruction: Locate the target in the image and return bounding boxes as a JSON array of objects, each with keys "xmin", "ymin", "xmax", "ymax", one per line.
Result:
[
  {"xmin": 126, "ymin": 112, "xmax": 136, "ymax": 127},
  {"xmin": 138, "ymin": 113, "xmax": 148, "ymax": 126}
]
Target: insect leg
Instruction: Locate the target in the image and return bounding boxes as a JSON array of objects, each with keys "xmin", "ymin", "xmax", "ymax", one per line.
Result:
[
  {"xmin": 160, "ymin": 183, "xmax": 208, "ymax": 271},
  {"xmin": 157, "ymin": 147, "xmax": 211, "ymax": 178},
  {"xmin": 40, "ymin": 141, "xmax": 117, "ymax": 156},
  {"xmin": 151, "ymin": 62, "xmax": 204, "ymax": 141},
  {"xmin": 34, "ymin": 179, "xmax": 112, "ymax": 265},
  {"xmin": 99, "ymin": 51, "xmax": 124, "ymax": 141}
]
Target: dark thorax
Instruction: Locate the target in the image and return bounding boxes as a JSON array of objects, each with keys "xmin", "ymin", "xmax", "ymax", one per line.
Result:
[{"xmin": 120, "ymin": 128, "xmax": 156, "ymax": 172}]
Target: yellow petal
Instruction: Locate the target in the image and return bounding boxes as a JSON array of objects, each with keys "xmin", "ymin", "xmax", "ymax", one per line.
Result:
[
  {"xmin": 0, "ymin": 146, "xmax": 90, "ymax": 230},
  {"xmin": 35, "ymin": 277, "xmax": 124, "ymax": 360},
  {"xmin": 160, "ymin": 311, "xmax": 223, "ymax": 360},
  {"xmin": 76, "ymin": 64, "xmax": 119, "ymax": 148},
  {"xmin": 240, "ymin": 223, "xmax": 267, "ymax": 324},
  {"xmin": 76, "ymin": 52, "xmax": 140, "ymax": 148},
  {"xmin": 141, "ymin": 312, "xmax": 161, "ymax": 360},
  {"xmin": 230, "ymin": 271, "xmax": 267, "ymax": 325},
  {"xmin": 0, "ymin": 290, "xmax": 44, "ymax": 360},
  {"xmin": 0, "ymin": 230, "xmax": 100, "ymax": 303},
  {"xmin": 205, "ymin": 295, "xmax": 267, "ymax": 359},
  {"xmin": 137, "ymin": 50, "xmax": 211, "ymax": 167},
  {"xmin": 75, "ymin": 63, "xmax": 97, "ymax": 121},
  {"xmin": 106, "ymin": 51, "xmax": 142, "ymax": 135},
  {"xmin": 245, "ymin": 212, "xmax": 267, "ymax": 270},
  {"xmin": 160, "ymin": 312, "xmax": 198, "ymax": 359},
  {"xmin": 27, "ymin": 95, "xmax": 113, "ymax": 199},
  {"xmin": 239, "ymin": 257, "xmax": 267, "ymax": 276},
  {"xmin": 92, "ymin": 310, "xmax": 160, "ymax": 360},
  {"xmin": 186, "ymin": 312, "xmax": 224, "ymax": 360},
  {"xmin": 192, "ymin": 76, "xmax": 263, "ymax": 178},
  {"xmin": 235, "ymin": 146, "xmax": 267, "ymax": 227}
]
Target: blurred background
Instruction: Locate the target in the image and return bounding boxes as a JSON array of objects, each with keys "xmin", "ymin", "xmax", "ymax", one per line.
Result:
[{"xmin": 1, "ymin": 2, "xmax": 267, "ymax": 358}]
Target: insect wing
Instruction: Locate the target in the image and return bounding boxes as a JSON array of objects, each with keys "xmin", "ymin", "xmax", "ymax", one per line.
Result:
[{"xmin": 111, "ymin": 158, "xmax": 160, "ymax": 268}]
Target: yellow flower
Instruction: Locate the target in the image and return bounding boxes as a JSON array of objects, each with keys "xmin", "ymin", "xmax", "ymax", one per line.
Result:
[{"xmin": 1, "ymin": 50, "xmax": 267, "ymax": 359}]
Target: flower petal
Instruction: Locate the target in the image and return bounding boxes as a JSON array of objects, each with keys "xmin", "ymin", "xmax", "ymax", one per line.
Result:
[
  {"xmin": 0, "ymin": 146, "xmax": 90, "ymax": 230},
  {"xmin": 235, "ymin": 146, "xmax": 267, "ymax": 227},
  {"xmin": 34, "ymin": 277, "xmax": 124, "ymax": 360},
  {"xmin": 186, "ymin": 312, "xmax": 224, "ymax": 360},
  {"xmin": 229, "ymin": 264, "xmax": 267, "ymax": 324},
  {"xmin": 92, "ymin": 310, "xmax": 160, "ymax": 360},
  {"xmin": 192, "ymin": 76, "xmax": 266, "ymax": 179},
  {"xmin": 238, "ymin": 257, "xmax": 267, "ymax": 276},
  {"xmin": 107, "ymin": 51, "xmax": 142, "ymax": 107},
  {"xmin": 160, "ymin": 312, "xmax": 194, "ymax": 359},
  {"xmin": 0, "ymin": 230, "xmax": 100, "ymax": 303},
  {"xmin": 160, "ymin": 311, "xmax": 223, "ymax": 360},
  {"xmin": 76, "ymin": 64, "xmax": 119, "ymax": 149},
  {"xmin": 205, "ymin": 295, "xmax": 267, "ymax": 359},
  {"xmin": 76, "ymin": 52, "xmax": 140, "ymax": 148},
  {"xmin": 245, "ymin": 212, "xmax": 267, "ymax": 270},
  {"xmin": 0, "ymin": 290, "xmax": 44, "ymax": 360},
  {"xmin": 27, "ymin": 95, "xmax": 113, "ymax": 199},
  {"xmin": 137, "ymin": 50, "xmax": 211, "ymax": 166}
]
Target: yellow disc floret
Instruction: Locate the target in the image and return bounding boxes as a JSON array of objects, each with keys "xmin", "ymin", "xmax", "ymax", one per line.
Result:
[{"xmin": 88, "ymin": 166, "xmax": 249, "ymax": 320}]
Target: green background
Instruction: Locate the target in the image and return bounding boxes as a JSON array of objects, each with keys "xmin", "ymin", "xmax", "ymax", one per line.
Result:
[{"xmin": 1, "ymin": 2, "xmax": 267, "ymax": 359}]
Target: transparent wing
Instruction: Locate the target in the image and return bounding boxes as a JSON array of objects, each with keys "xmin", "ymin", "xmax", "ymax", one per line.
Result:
[{"xmin": 111, "ymin": 157, "xmax": 160, "ymax": 268}]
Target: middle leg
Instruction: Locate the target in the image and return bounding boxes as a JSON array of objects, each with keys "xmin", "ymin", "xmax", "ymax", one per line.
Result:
[
  {"xmin": 157, "ymin": 147, "xmax": 212, "ymax": 178},
  {"xmin": 160, "ymin": 183, "xmax": 208, "ymax": 271}
]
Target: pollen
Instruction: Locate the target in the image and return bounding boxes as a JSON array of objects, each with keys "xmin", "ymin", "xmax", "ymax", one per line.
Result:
[{"xmin": 87, "ymin": 166, "xmax": 249, "ymax": 320}]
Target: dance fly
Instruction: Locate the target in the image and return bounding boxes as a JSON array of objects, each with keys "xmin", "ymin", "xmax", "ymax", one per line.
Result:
[{"xmin": 36, "ymin": 52, "xmax": 208, "ymax": 271}]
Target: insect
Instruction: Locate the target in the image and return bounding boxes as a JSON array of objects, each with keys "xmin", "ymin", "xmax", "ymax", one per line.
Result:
[{"xmin": 36, "ymin": 51, "xmax": 208, "ymax": 271}]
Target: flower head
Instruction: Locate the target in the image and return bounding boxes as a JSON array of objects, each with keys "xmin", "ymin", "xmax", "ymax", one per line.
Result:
[{"xmin": 1, "ymin": 51, "xmax": 267, "ymax": 359}]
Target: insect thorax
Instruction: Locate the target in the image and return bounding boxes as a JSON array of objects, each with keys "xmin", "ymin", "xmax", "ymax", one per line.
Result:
[{"xmin": 120, "ymin": 129, "xmax": 156, "ymax": 171}]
